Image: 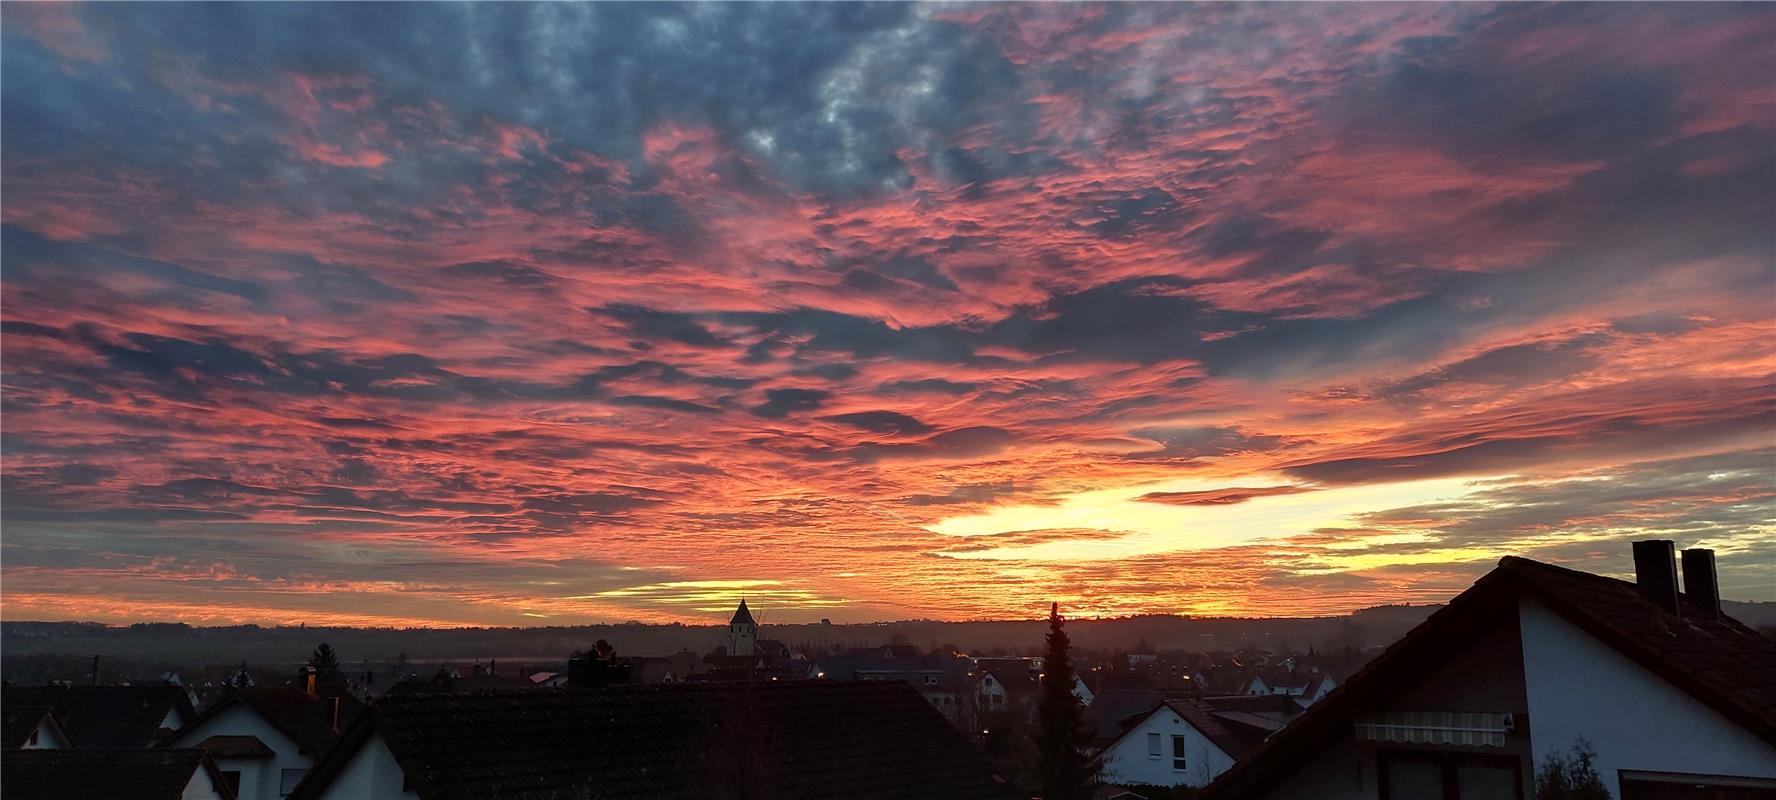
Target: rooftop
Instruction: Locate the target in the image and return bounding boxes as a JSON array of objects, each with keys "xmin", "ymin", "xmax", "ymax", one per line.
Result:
[
  {"xmin": 294, "ymin": 681, "xmax": 1017, "ymax": 800},
  {"xmin": 1, "ymin": 748, "xmax": 231, "ymax": 800}
]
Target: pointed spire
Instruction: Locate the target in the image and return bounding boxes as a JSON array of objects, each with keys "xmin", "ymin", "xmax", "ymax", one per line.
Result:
[{"xmin": 730, "ymin": 598, "xmax": 756, "ymax": 625}]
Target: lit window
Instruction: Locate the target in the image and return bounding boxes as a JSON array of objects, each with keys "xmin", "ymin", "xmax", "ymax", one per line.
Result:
[
  {"xmin": 1147, "ymin": 732, "xmax": 1161, "ymax": 757},
  {"xmin": 1172, "ymin": 735, "xmax": 1187, "ymax": 771}
]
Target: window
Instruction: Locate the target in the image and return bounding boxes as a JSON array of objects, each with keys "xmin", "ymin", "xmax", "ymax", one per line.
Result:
[
  {"xmin": 1146, "ymin": 732, "xmax": 1161, "ymax": 757},
  {"xmin": 1377, "ymin": 750, "xmax": 1523, "ymax": 800},
  {"xmin": 220, "ymin": 771, "xmax": 242, "ymax": 796},
  {"xmin": 280, "ymin": 767, "xmax": 307, "ymax": 797},
  {"xmin": 1620, "ymin": 772, "xmax": 1776, "ymax": 800},
  {"xmin": 1172, "ymin": 734, "xmax": 1187, "ymax": 771}
]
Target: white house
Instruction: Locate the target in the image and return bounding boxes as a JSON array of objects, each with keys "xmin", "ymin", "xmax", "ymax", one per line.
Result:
[
  {"xmin": 1099, "ymin": 695, "xmax": 1304, "ymax": 788},
  {"xmin": 4, "ymin": 707, "xmax": 72, "ymax": 750},
  {"xmin": 1247, "ymin": 668, "xmax": 1338, "ymax": 708},
  {"xmin": 1203, "ymin": 542, "xmax": 1776, "ymax": 800},
  {"xmin": 162, "ymin": 681, "xmax": 362, "ymax": 800},
  {"xmin": 976, "ymin": 670, "xmax": 1038, "ymax": 714}
]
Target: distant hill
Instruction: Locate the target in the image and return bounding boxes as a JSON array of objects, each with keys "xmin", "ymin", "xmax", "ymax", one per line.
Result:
[
  {"xmin": 5, "ymin": 600, "xmax": 1764, "ymax": 684},
  {"xmin": 1, "ymin": 605, "xmax": 1434, "ymax": 666}
]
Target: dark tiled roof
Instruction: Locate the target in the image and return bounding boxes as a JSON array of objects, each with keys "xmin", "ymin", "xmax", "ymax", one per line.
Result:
[
  {"xmin": 293, "ymin": 682, "xmax": 1017, "ymax": 800},
  {"xmin": 730, "ymin": 599, "xmax": 756, "ymax": 625},
  {"xmin": 193, "ymin": 734, "xmax": 276, "ymax": 759},
  {"xmin": 1163, "ymin": 700, "xmax": 1269, "ymax": 760},
  {"xmin": 1194, "ymin": 668, "xmax": 1255, "ymax": 696},
  {"xmin": 2, "ymin": 705, "xmax": 58, "ymax": 749},
  {"xmin": 1, "ymin": 685, "xmax": 193, "ymax": 748},
  {"xmin": 171, "ymin": 685, "xmax": 363, "ymax": 758},
  {"xmin": 1085, "ymin": 689, "xmax": 1165, "ymax": 741},
  {"xmin": 1202, "ymin": 554, "xmax": 1776, "ymax": 800},
  {"xmin": 238, "ymin": 686, "xmax": 364, "ymax": 755},
  {"xmin": 1083, "ymin": 671, "xmax": 1157, "ymax": 695},
  {"xmin": 1499, "ymin": 555, "xmax": 1776, "ymax": 730},
  {"xmin": 1, "ymin": 748, "xmax": 233, "ymax": 800}
]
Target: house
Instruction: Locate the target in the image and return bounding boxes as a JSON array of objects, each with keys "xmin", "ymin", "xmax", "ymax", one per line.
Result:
[
  {"xmin": 1, "ymin": 684, "xmax": 196, "ymax": 748},
  {"xmin": 287, "ymin": 682, "xmax": 1019, "ymax": 799},
  {"xmin": 1098, "ymin": 695, "xmax": 1304, "ymax": 789},
  {"xmin": 1088, "ymin": 688, "xmax": 1170, "ymax": 743},
  {"xmin": 3, "ymin": 705, "xmax": 72, "ymax": 750},
  {"xmin": 1202, "ymin": 542, "xmax": 1776, "ymax": 800},
  {"xmin": 2, "ymin": 748, "xmax": 238, "ymax": 800},
  {"xmin": 976, "ymin": 670, "xmax": 1037, "ymax": 715},
  {"xmin": 1248, "ymin": 666, "xmax": 1338, "ymax": 708},
  {"xmin": 160, "ymin": 678, "xmax": 365, "ymax": 800},
  {"xmin": 811, "ymin": 652, "xmax": 973, "ymax": 719}
]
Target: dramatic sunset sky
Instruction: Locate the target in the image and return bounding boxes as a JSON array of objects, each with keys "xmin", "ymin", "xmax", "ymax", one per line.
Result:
[{"xmin": 3, "ymin": 3, "xmax": 1772, "ymax": 627}]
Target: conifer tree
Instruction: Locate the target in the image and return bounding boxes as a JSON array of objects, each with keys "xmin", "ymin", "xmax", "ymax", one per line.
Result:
[
  {"xmin": 310, "ymin": 642, "xmax": 341, "ymax": 683},
  {"xmin": 1036, "ymin": 602, "xmax": 1098, "ymax": 800}
]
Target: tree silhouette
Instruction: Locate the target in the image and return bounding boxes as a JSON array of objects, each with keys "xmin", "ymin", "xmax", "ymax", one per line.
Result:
[
  {"xmin": 1036, "ymin": 602, "xmax": 1098, "ymax": 800},
  {"xmin": 229, "ymin": 662, "xmax": 254, "ymax": 689},
  {"xmin": 310, "ymin": 643, "xmax": 341, "ymax": 682},
  {"xmin": 1535, "ymin": 739, "xmax": 1610, "ymax": 800}
]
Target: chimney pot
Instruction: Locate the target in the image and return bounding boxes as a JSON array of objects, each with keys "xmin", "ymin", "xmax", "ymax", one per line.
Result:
[
  {"xmin": 1632, "ymin": 540, "xmax": 1682, "ymax": 617},
  {"xmin": 1681, "ymin": 548, "xmax": 1722, "ymax": 619}
]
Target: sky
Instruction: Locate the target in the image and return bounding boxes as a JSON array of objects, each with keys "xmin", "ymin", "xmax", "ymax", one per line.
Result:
[{"xmin": 2, "ymin": 3, "xmax": 1772, "ymax": 627}]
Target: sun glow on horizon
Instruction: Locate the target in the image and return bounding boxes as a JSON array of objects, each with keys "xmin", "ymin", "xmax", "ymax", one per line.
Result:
[{"xmin": 928, "ymin": 474, "xmax": 1500, "ymax": 562}]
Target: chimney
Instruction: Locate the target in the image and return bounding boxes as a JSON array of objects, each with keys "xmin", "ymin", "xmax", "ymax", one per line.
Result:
[
  {"xmin": 1632, "ymin": 539, "xmax": 1682, "ymax": 617},
  {"xmin": 329, "ymin": 696, "xmax": 341, "ymax": 733},
  {"xmin": 1681, "ymin": 548, "xmax": 1722, "ymax": 619},
  {"xmin": 90, "ymin": 655, "xmax": 101, "ymax": 687},
  {"xmin": 301, "ymin": 665, "xmax": 318, "ymax": 697}
]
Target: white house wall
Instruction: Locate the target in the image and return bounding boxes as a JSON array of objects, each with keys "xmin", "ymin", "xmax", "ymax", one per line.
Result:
[
  {"xmin": 317, "ymin": 732, "xmax": 417, "ymax": 800},
  {"xmin": 179, "ymin": 769, "xmax": 230, "ymax": 800},
  {"xmin": 1518, "ymin": 598, "xmax": 1776, "ymax": 792},
  {"xmin": 1099, "ymin": 707, "xmax": 1236, "ymax": 788},
  {"xmin": 170, "ymin": 703, "xmax": 317, "ymax": 800}
]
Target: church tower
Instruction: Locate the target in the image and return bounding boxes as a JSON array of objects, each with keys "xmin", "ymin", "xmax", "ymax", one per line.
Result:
[{"xmin": 727, "ymin": 598, "xmax": 757, "ymax": 657}]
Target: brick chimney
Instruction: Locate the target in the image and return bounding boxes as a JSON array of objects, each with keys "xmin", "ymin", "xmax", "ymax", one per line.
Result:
[
  {"xmin": 1681, "ymin": 548, "xmax": 1721, "ymax": 619},
  {"xmin": 1631, "ymin": 539, "xmax": 1681, "ymax": 617},
  {"xmin": 300, "ymin": 665, "xmax": 318, "ymax": 697}
]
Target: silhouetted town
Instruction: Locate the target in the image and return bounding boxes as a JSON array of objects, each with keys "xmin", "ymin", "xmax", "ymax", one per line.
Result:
[{"xmin": 2, "ymin": 541, "xmax": 1772, "ymax": 798}]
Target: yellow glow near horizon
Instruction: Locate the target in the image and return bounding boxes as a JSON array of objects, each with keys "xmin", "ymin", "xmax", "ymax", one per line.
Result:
[{"xmin": 928, "ymin": 474, "xmax": 1496, "ymax": 562}]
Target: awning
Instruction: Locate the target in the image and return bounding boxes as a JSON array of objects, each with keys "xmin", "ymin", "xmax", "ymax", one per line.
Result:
[{"xmin": 1355, "ymin": 710, "xmax": 1510, "ymax": 748}]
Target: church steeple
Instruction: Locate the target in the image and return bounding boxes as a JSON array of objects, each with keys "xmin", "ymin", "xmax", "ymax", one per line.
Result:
[
  {"xmin": 730, "ymin": 598, "xmax": 756, "ymax": 625},
  {"xmin": 727, "ymin": 598, "xmax": 758, "ymax": 656}
]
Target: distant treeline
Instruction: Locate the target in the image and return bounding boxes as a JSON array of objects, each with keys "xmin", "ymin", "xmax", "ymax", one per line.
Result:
[
  {"xmin": 4, "ymin": 600, "xmax": 1769, "ymax": 674},
  {"xmin": 2, "ymin": 606, "xmax": 1444, "ymax": 664}
]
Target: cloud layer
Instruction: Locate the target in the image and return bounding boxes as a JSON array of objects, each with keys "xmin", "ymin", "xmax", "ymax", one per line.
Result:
[{"xmin": 2, "ymin": 3, "xmax": 1772, "ymax": 625}]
